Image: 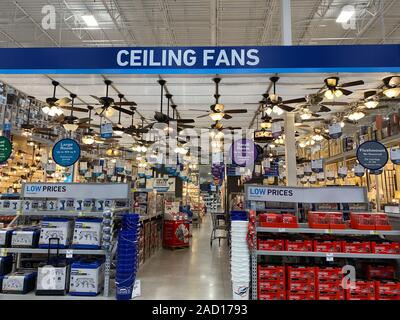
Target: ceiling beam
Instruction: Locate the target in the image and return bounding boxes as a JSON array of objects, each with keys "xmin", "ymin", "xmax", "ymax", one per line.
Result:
[
  {"xmin": 210, "ymin": 0, "xmax": 218, "ymax": 45},
  {"xmin": 158, "ymin": 0, "xmax": 177, "ymax": 45}
]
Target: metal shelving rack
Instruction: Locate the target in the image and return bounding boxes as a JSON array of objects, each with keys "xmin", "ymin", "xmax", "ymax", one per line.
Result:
[
  {"xmin": 244, "ymin": 185, "xmax": 400, "ymax": 300},
  {"xmin": 0, "ymin": 183, "xmax": 132, "ymax": 298}
]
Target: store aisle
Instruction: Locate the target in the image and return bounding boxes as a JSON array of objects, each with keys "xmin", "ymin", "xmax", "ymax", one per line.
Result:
[{"xmin": 136, "ymin": 214, "xmax": 232, "ymax": 300}]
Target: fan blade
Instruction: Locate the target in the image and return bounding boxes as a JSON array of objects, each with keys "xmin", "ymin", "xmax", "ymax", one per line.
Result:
[
  {"xmin": 176, "ymin": 119, "xmax": 195, "ymax": 123},
  {"xmin": 278, "ymin": 105, "xmax": 296, "ymax": 112},
  {"xmin": 90, "ymin": 95, "xmax": 103, "ymax": 103},
  {"xmin": 340, "ymin": 80, "xmax": 364, "ymax": 88},
  {"xmin": 35, "ymin": 131, "xmax": 58, "ymax": 137},
  {"xmin": 178, "ymin": 124, "xmax": 195, "ymax": 129},
  {"xmin": 111, "ymin": 106, "xmax": 134, "ymax": 116},
  {"xmin": 318, "ymin": 105, "xmax": 331, "ymax": 113},
  {"xmin": 188, "ymin": 109, "xmax": 208, "ymax": 112},
  {"xmin": 60, "ymin": 106, "xmax": 89, "ymax": 113},
  {"xmin": 321, "ymin": 133, "xmax": 331, "ymax": 140},
  {"xmin": 55, "ymin": 97, "xmax": 71, "ymax": 106},
  {"xmin": 282, "ymin": 97, "xmax": 307, "ymax": 104},
  {"xmin": 340, "ymin": 89, "xmax": 353, "ymax": 96},
  {"xmin": 32, "ymin": 127, "xmax": 52, "ymax": 132},
  {"xmin": 113, "ymin": 101, "xmax": 137, "ymax": 106},
  {"xmin": 322, "ymin": 101, "xmax": 349, "ymax": 106},
  {"xmin": 226, "ymin": 127, "xmax": 241, "ymax": 130},
  {"xmin": 223, "ymin": 114, "xmax": 233, "ymax": 120},
  {"xmin": 306, "ymin": 87, "xmax": 324, "ymax": 90},
  {"xmin": 224, "ymin": 109, "xmax": 248, "ymax": 114},
  {"xmin": 271, "ymin": 118, "xmax": 284, "ymax": 123},
  {"xmin": 76, "ymin": 117, "xmax": 91, "ymax": 124},
  {"xmin": 311, "ymin": 113, "xmax": 321, "ymax": 118},
  {"xmin": 300, "ymin": 119, "xmax": 325, "ymax": 123},
  {"xmin": 196, "ymin": 114, "xmax": 210, "ymax": 119}
]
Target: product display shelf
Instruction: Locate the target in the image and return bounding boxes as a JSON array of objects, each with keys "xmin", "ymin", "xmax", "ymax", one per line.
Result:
[
  {"xmin": 1, "ymin": 248, "xmax": 106, "ymax": 255},
  {"xmin": 140, "ymin": 212, "xmax": 163, "ymax": 222},
  {"xmin": 255, "ymin": 250, "xmax": 400, "ymax": 259},
  {"xmin": 257, "ymin": 224, "xmax": 400, "ymax": 236}
]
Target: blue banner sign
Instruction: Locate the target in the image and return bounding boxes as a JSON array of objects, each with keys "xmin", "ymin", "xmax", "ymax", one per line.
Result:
[
  {"xmin": 0, "ymin": 45, "xmax": 398, "ymax": 74},
  {"xmin": 52, "ymin": 139, "xmax": 81, "ymax": 167}
]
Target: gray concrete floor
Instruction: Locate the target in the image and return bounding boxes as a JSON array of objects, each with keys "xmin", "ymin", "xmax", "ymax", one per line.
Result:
[
  {"xmin": 0, "ymin": 214, "xmax": 232, "ymax": 300},
  {"xmin": 136, "ymin": 214, "xmax": 232, "ymax": 300}
]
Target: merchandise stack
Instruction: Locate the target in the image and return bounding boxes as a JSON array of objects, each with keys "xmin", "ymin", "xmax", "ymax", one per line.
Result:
[
  {"xmin": 230, "ymin": 211, "xmax": 250, "ymax": 300},
  {"xmin": 115, "ymin": 213, "xmax": 139, "ymax": 300}
]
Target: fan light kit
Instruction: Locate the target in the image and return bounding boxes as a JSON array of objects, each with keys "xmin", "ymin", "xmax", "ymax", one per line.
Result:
[
  {"xmin": 348, "ymin": 111, "xmax": 365, "ymax": 121},
  {"xmin": 299, "ymin": 140, "xmax": 307, "ymax": 148},
  {"xmin": 272, "ymin": 105, "xmax": 284, "ymax": 115},
  {"xmin": 209, "ymin": 112, "xmax": 224, "ymax": 121},
  {"xmin": 312, "ymin": 134, "xmax": 324, "ymax": 142},
  {"xmin": 260, "ymin": 121, "xmax": 271, "ymax": 129},
  {"xmin": 113, "ymin": 127, "xmax": 124, "ymax": 136},
  {"xmin": 324, "ymin": 89, "xmax": 343, "ymax": 100},
  {"xmin": 63, "ymin": 123, "xmax": 79, "ymax": 132},
  {"xmin": 364, "ymin": 100, "xmax": 379, "ymax": 109},
  {"xmin": 300, "ymin": 112, "xmax": 312, "ymax": 120},
  {"xmin": 383, "ymin": 87, "xmax": 400, "ymax": 99},
  {"xmin": 82, "ymin": 134, "xmax": 95, "ymax": 145}
]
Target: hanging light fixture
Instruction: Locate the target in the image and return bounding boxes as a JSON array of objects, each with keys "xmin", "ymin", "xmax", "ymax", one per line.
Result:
[
  {"xmin": 113, "ymin": 93, "xmax": 125, "ymax": 136},
  {"xmin": 300, "ymin": 112, "xmax": 312, "ymax": 120},
  {"xmin": 383, "ymin": 87, "xmax": 400, "ymax": 99},
  {"xmin": 312, "ymin": 134, "xmax": 324, "ymax": 142},
  {"xmin": 272, "ymin": 105, "xmax": 284, "ymax": 115},
  {"xmin": 63, "ymin": 93, "xmax": 79, "ymax": 132},
  {"xmin": 299, "ymin": 140, "xmax": 307, "ymax": 148},
  {"xmin": 265, "ymin": 107, "xmax": 273, "ymax": 116},
  {"xmin": 348, "ymin": 111, "xmax": 365, "ymax": 121},
  {"xmin": 210, "ymin": 112, "xmax": 224, "ymax": 121},
  {"xmin": 82, "ymin": 106, "xmax": 95, "ymax": 145},
  {"xmin": 364, "ymin": 100, "xmax": 379, "ymax": 109}
]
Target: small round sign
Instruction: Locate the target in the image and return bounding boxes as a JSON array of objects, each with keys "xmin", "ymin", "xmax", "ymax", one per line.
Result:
[
  {"xmin": 0, "ymin": 136, "xmax": 12, "ymax": 163},
  {"xmin": 52, "ymin": 138, "xmax": 81, "ymax": 167},
  {"xmin": 356, "ymin": 141, "xmax": 388, "ymax": 171},
  {"xmin": 229, "ymin": 138, "xmax": 258, "ymax": 167}
]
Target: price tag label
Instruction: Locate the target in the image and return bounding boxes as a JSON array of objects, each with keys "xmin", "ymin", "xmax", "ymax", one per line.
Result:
[
  {"xmin": 0, "ymin": 248, "xmax": 8, "ymax": 256},
  {"xmin": 369, "ymin": 230, "xmax": 378, "ymax": 235},
  {"xmin": 131, "ymin": 280, "xmax": 141, "ymax": 299},
  {"xmin": 324, "ymin": 229, "xmax": 332, "ymax": 234},
  {"xmin": 326, "ymin": 253, "xmax": 334, "ymax": 262},
  {"xmin": 278, "ymin": 228, "xmax": 286, "ymax": 233},
  {"xmin": 66, "ymin": 250, "xmax": 73, "ymax": 258}
]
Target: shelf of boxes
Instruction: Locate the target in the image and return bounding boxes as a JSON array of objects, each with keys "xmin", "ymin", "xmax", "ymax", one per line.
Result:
[
  {"xmin": 1, "ymin": 248, "xmax": 106, "ymax": 255},
  {"xmin": 256, "ymin": 250, "xmax": 400, "ymax": 260}
]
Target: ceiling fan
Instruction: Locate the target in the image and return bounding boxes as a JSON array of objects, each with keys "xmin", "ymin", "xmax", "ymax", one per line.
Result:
[
  {"xmin": 191, "ymin": 78, "xmax": 248, "ymax": 121},
  {"xmin": 89, "ymin": 80, "xmax": 136, "ymax": 117},
  {"xmin": 21, "ymin": 96, "xmax": 57, "ymax": 137},
  {"xmin": 308, "ymin": 76, "xmax": 364, "ymax": 99},
  {"xmin": 51, "ymin": 94, "xmax": 91, "ymax": 132},
  {"xmin": 42, "ymin": 81, "xmax": 71, "ymax": 116},
  {"xmin": 151, "ymin": 80, "xmax": 194, "ymax": 128}
]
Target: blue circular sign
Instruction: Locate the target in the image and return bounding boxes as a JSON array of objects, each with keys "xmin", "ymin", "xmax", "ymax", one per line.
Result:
[
  {"xmin": 52, "ymin": 138, "xmax": 81, "ymax": 167},
  {"xmin": 356, "ymin": 141, "xmax": 388, "ymax": 171},
  {"xmin": 229, "ymin": 138, "xmax": 258, "ymax": 167}
]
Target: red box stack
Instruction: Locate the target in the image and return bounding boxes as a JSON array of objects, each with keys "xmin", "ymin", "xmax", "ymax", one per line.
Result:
[
  {"xmin": 308, "ymin": 211, "xmax": 346, "ymax": 229},
  {"xmin": 316, "ymin": 266, "xmax": 345, "ymax": 300},
  {"xmin": 371, "ymin": 241, "xmax": 400, "ymax": 254},
  {"xmin": 286, "ymin": 266, "xmax": 317, "ymax": 300},
  {"xmin": 350, "ymin": 212, "xmax": 392, "ymax": 230},
  {"xmin": 258, "ymin": 265, "xmax": 286, "ymax": 300},
  {"xmin": 346, "ymin": 280, "xmax": 376, "ymax": 300},
  {"xmin": 257, "ymin": 238, "xmax": 285, "ymax": 251},
  {"xmin": 342, "ymin": 240, "xmax": 371, "ymax": 254},
  {"xmin": 365, "ymin": 264, "xmax": 397, "ymax": 280},
  {"xmin": 285, "ymin": 239, "xmax": 313, "ymax": 252},
  {"xmin": 259, "ymin": 213, "xmax": 298, "ymax": 228},
  {"xmin": 313, "ymin": 239, "xmax": 342, "ymax": 253},
  {"xmin": 375, "ymin": 281, "xmax": 400, "ymax": 300}
]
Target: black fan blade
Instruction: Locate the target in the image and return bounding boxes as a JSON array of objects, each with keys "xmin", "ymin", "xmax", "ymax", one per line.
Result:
[
  {"xmin": 224, "ymin": 109, "xmax": 248, "ymax": 114},
  {"xmin": 340, "ymin": 80, "xmax": 364, "ymax": 88},
  {"xmin": 223, "ymin": 114, "xmax": 233, "ymax": 120},
  {"xmin": 111, "ymin": 106, "xmax": 134, "ymax": 116},
  {"xmin": 278, "ymin": 105, "xmax": 296, "ymax": 112},
  {"xmin": 282, "ymin": 97, "xmax": 307, "ymax": 104},
  {"xmin": 340, "ymin": 89, "xmax": 353, "ymax": 96},
  {"xmin": 90, "ymin": 95, "xmax": 103, "ymax": 103},
  {"xmin": 318, "ymin": 105, "xmax": 331, "ymax": 112},
  {"xmin": 61, "ymin": 106, "xmax": 89, "ymax": 113},
  {"xmin": 176, "ymin": 119, "xmax": 195, "ymax": 123},
  {"xmin": 196, "ymin": 114, "xmax": 210, "ymax": 119},
  {"xmin": 226, "ymin": 127, "xmax": 241, "ymax": 130},
  {"xmin": 322, "ymin": 101, "xmax": 349, "ymax": 106},
  {"xmin": 301, "ymin": 119, "xmax": 325, "ymax": 123},
  {"xmin": 311, "ymin": 113, "xmax": 321, "ymax": 118},
  {"xmin": 113, "ymin": 101, "xmax": 137, "ymax": 106},
  {"xmin": 321, "ymin": 133, "xmax": 331, "ymax": 140}
]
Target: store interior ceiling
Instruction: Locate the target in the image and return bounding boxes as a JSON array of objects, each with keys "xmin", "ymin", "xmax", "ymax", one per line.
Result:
[
  {"xmin": 0, "ymin": 0, "xmax": 398, "ymax": 47},
  {"xmin": 1, "ymin": 72, "xmax": 398, "ymax": 148}
]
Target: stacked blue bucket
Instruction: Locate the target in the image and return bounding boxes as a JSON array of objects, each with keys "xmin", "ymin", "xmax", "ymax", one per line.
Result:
[{"xmin": 116, "ymin": 213, "xmax": 140, "ymax": 300}]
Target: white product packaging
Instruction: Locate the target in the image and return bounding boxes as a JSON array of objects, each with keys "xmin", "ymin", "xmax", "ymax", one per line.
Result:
[
  {"xmin": 39, "ymin": 219, "xmax": 74, "ymax": 247},
  {"xmin": 72, "ymin": 219, "xmax": 102, "ymax": 248},
  {"xmin": 69, "ymin": 262, "xmax": 104, "ymax": 295},
  {"xmin": 11, "ymin": 230, "xmax": 38, "ymax": 248},
  {"xmin": 45, "ymin": 200, "xmax": 58, "ymax": 211}
]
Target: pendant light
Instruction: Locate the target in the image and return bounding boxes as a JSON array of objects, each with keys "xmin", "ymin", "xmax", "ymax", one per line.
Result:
[
  {"xmin": 113, "ymin": 93, "xmax": 125, "ymax": 136},
  {"xmin": 63, "ymin": 93, "xmax": 79, "ymax": 132},
  {"xmin": 209, "ymin": 78, "xmax": 225, "ymax": 121},
  {"xmin": 82, "ymin": 105, "xmax": 95, "ymax": 145}
]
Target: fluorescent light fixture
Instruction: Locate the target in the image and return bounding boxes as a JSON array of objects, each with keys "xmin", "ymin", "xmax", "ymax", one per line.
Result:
[
  {"xmin": 82, "ymin": 15, "xmax": 99, "ymax": 27},
  {"xmin": 336, "ymin": 6, "xmax": 355, "ymax": 23}
]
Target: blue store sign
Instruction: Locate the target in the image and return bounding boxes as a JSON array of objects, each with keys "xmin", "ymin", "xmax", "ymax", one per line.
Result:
[
  {"xmin": 52, "ymin": 138, "xmax": 81, "ymax": 167},
  {"xmin": 356, "ymin": 141, "xmax": 388, "ymax": 171},
  {"xmin": 0, "ymin": 45, "xmax": 398, "ymax": 74}
]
